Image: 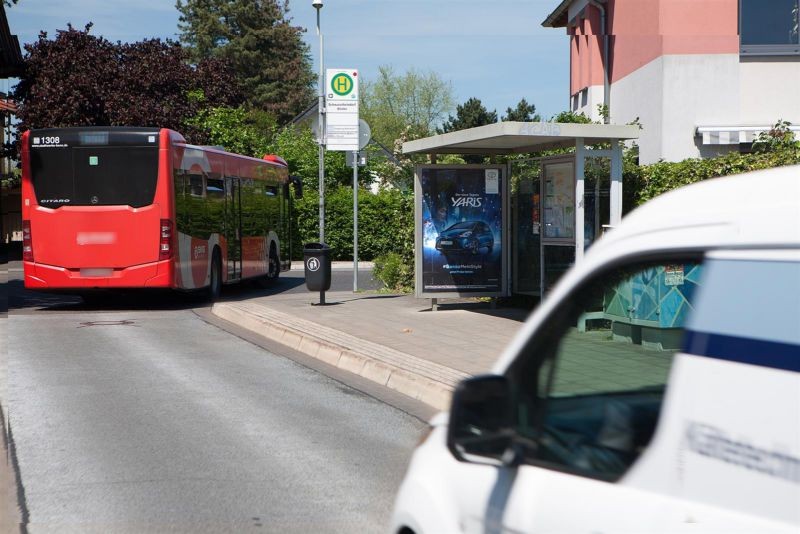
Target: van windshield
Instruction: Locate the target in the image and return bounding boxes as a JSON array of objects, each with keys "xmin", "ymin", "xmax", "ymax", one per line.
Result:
[{"xmin": 30, "ymin": 130, "xmax": 159, "ymax": 208}]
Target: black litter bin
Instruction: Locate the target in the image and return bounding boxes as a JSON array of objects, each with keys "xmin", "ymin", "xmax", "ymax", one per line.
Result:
[{"xmin": 303, "ymin": 242, "xmax": 332, "ymax": 292}]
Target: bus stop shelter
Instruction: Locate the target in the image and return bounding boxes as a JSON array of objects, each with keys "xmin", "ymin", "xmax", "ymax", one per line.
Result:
[{"xmin": 404, "ymin": 121, "xmax": 640, "ymax": 297}]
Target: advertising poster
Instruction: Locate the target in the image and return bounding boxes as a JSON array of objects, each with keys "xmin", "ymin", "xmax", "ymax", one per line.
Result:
[{"xmin": 416, "ymin": 166, "xmax": 507, "ymax": 297}]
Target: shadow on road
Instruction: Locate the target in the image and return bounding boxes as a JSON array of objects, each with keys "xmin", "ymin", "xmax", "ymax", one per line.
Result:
[{"xmin": 5, "ymin": 271, "xmax": 308, "ymax": 313}]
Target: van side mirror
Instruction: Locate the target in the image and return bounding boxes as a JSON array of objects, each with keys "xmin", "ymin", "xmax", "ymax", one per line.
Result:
[
  {"xmin": 447, "ymin": 375, "xmax": 514, "ymax": 464},
  {"xmin": 291, "ymin": 175, "xmax": 303, "ymax": 199}
]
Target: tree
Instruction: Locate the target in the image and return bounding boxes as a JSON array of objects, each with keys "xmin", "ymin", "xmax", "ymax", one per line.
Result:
[
  {"xmin": 267, "ymin": 125, "xmax": 374, "ymax": 192},
  {"xmin": 752, "ymin": 120, "xmax": 799, "ymax": 153},
  {"xmin": 176, "ymin": 0, "xmax": 315, "ymax": 123},
  {"xmin": 187, "ymin": 105, "xmax": 275, "ymax": 157},
  {"xmin": 550, "ymin": 110, "xmax": 593, "ymax": 124},
  {"xmin": 438, "ymin": 97, "xmax": 497, "ymax": 134},
  {"xmin": 14, "ymin": 24, "xmax": 242, "ymax": 144},
  {"xmin": 107, "ymin": 39, "xmax": 242, "ymax": 133},
  {"xmin": 14, "ymin": 25, "xmax": 118, "ymax": 129},
  {"xmin": 360, "ymin": 65, "xmax": 454, "ymax": 147},
  {"xmin": 502, "ymin": 98, "xmax": 541, "ymax": 122}
]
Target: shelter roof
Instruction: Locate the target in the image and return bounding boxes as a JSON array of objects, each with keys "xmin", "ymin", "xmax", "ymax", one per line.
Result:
[{"xmin": 402, "ymin": 121, "xmax": 640, "ymax": 155}]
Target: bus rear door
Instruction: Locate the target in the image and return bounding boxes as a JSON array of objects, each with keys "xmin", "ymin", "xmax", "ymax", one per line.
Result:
[{"xmin": 225, "ymin": 173, "xmax": 241, "ymax": 281}]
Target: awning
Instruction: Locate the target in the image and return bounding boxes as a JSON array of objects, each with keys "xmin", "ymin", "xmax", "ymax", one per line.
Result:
[{"xmin": 696, "ymin": 125, "xmax": 800, "ymax": 145}]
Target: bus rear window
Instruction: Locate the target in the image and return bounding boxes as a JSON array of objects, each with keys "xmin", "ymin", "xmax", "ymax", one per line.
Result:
[{"xmin": 30, "ymin": 146, "xmax": 159, "ymax": 208}]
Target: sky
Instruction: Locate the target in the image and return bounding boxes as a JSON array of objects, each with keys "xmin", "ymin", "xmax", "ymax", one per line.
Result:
[{"xmin": 5, "ymin": 0, "xmax": 570, "ymax": 123}]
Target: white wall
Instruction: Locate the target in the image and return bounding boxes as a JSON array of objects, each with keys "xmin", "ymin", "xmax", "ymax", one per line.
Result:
[
  {"xmin": 610, "ymin": 54, "xmax": 740, "ymax": 164},
  {"xmin": 571, "ymin": 85, "xmax": 605, "ymax": 122},
  {"xmin": 571, "ymin": 53, "xmax": 798, "ymax": 164},
  {"xmin": 739, "ymin": 57, "xmax": 800, "ymax": 125},
  {"xmin": 610, "ymin": 57, "xmax": 665, "ymax": 164},
  {"xmin": 660, "ymin": 54, "xmax": 740, "ymax": 162}
]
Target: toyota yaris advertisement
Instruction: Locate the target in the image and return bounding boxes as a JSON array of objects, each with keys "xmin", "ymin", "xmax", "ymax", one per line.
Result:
[
  {"xmin": 435, "ymin": 221, "xmax": 494, "ymax": 254},
  {"xmin": 416, "ymin": 166, "xmax": 506, "ymax": 296}
]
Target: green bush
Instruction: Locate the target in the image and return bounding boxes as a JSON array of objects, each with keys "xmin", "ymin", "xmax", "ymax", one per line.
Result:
[
  {"xmin": 630, "ymin": 145, "xmax": 799, "ymax": 206},
  {"xmin": 291, "ymin": 187, "xmax": 414, "ymax": 262},
  {"xmin": 373, "ymin": 252, "xmax": 414, "ymax": 292}
]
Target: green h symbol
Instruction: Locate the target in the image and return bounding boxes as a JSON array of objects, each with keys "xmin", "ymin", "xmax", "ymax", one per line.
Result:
[{"xmin": 332, "ymin": 73, "xmax": 353, "ymax": 96}]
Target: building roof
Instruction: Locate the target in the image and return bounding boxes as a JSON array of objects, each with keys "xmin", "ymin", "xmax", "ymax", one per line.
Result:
[
  {"xmin": 0, "ymin": 6, "xmax": 23, "ymax": 78},
  {"xmin": 542, "ymin": 0, "xmax": 574, "ymax": 28},
  {"xmin": 288, "ymin": 101, "xmax": 319, "ymax": 127},
  {"xmin": 402, "ymin": 121, "xmax": 639, "ymax": 155},
  {"xmin": 0, "ymin": 98, "xmax": 17, "ymax": 113}
]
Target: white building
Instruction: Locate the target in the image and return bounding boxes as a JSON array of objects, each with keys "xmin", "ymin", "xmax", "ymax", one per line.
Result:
[{"xmin": 543, "ymin": 0, "xmax": 800, "ymax": 163}]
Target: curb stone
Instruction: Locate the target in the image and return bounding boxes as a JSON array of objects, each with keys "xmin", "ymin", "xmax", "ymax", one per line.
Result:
[{"xmin": 212, "ymin": 302, "xmax": 469, "ymax": 411}]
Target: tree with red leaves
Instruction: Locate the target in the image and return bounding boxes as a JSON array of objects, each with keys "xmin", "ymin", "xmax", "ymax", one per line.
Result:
[{"xmin": 13, "ymin": 24, "xmax": 243, "ymax": 144}]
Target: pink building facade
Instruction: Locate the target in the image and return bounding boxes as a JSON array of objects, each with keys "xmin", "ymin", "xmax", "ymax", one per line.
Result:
[{"xmin": 544, "ymin": 0, "xmax": 800, "ymax": 163}]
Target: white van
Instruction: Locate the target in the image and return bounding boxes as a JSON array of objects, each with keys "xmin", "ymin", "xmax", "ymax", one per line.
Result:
[{"xmin": 391, "ymin": 165, "xmax": 800, "ymax": 533}]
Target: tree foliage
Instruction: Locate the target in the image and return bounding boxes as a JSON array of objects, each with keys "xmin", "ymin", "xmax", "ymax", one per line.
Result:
[
  {"xmin": 187, "ymin": 104, "xmax": 275, "ymax": 157},
  {"xmin": 360, "ymin": 65, "xmax": 454, "ymax": 148},
  {"xmin": 752, "ymin": 120, "xmax": 799, "ymax": 153},
  {"xmin": 176, "ymin": 0, "xmax": 315, "ymax": 123},
  {"xmin": 268, "ymin": 126, "xmax": 349, "ymax": 192},
  {"xmin": 439, "ymin": 97, "xmax": 497, "ymax": 134},
  {"xmin": 630, "ymin": 144, "xmax": 800, "ymax": 206},
  {"xmin": 550, "ymin": 110, "xmax": 593, "ymax": 124},
  {"xmin": 502, "ymin": 98, "xmax": 541, "ymax": 122},
  {"xmin": 358, "ymin": 66, "xmax": 454, "ymax": 190},
  {"xmin": 14, "ymin": 24, "xmax": 241, "ymax": 144}
]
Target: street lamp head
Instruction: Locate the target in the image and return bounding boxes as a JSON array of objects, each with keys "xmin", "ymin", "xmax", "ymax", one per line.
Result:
[{"xmin": 312, "ymin": 0, "xmax": 323, "ymax": 9}]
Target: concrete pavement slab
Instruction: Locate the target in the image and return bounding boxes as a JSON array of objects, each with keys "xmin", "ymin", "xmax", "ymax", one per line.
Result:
[{"xmin": 212, "ymin": 289, "xmax": 530, "ymax": 411}]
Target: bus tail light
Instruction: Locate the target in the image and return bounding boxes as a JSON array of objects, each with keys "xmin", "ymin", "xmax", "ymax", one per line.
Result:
[
  {"xmin": 22, "ymin": 220, "xmax": 33, "ymax": 262},
  {"xmin": 159, "ymin": 219, "xmax": 173, "ymax": 260}
]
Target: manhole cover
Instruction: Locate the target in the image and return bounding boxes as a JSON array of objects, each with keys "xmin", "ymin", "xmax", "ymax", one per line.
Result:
[{"xmin": 78, "ymin": 320, "xmax": 137, "ymax": 328}]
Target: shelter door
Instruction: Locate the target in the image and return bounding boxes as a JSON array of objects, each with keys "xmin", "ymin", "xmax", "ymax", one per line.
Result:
[{"xmin": 511, "ymin": 158, "xmax": 542, "ymax": 296}]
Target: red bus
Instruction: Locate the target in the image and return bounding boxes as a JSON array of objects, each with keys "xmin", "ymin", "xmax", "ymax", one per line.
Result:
[{"xmin": 21, "ymin": 126, "xmax": 300, "ymax": 299}]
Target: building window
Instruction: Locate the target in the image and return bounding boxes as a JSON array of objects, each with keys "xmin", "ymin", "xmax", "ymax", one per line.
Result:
[{"xmin": 740, "ymin": 0, "xmax": 800, "ymax": 55}]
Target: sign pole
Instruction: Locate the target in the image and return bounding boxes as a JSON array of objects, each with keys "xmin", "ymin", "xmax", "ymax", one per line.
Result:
[
  {"xmin": 325, "ymin": 68, "xmax": 363, "ymax": 292},
  {"xmin": 353, "ymin": 151, "xmax": 359, "ymax": 292},
  {"xmin": 316, "ymin": 10, "xmax": 325, "ymax": 243}
]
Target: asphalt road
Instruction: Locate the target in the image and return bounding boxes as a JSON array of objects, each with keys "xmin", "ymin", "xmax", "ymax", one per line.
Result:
[{"xmin": 4, "ymin": 265, "xmax": 424, "ymax": 533}]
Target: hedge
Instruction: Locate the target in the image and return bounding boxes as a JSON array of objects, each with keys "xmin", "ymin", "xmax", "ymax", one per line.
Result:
[
  {"xmin": 290, "ymin": 187, "xmax": 414, "ymax": 262},
  {"xmin": 629, "ymin": 147, "xmax": 800, "ymax": 206}
]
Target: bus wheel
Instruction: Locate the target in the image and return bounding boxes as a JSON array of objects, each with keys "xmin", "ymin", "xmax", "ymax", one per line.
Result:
[
  {"xmin": 256, "ymin": 245, "xmax": 280, "ymax": 289},
  {"xmin": 267, "ymin": 245, "xmax": 280, "ymax": 280},
  {"xmin": 207, "ymin": 249, "xmax": 222, "ymax": 301}
]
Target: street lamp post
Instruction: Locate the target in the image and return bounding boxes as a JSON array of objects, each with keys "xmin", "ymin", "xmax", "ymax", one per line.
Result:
[{"xmin": 313, "ymin": 0, "xmax": 325, "ymax": 242}]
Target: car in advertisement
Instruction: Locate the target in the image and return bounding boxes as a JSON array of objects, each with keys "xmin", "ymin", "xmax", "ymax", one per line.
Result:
[{"xmin": 435, "ymin": 221, "xmax": 494, "ymax": 255}]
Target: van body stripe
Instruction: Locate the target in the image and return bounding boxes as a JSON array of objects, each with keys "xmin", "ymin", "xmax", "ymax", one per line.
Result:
[{"xmin": 683, "ymin": 330, "xmax": 800, "ymax": 373}]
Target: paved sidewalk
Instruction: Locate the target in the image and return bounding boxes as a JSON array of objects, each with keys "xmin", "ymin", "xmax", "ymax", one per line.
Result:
[{"xmin": 213, "ymin": 289, "xmax": 531, "ymax": 411}]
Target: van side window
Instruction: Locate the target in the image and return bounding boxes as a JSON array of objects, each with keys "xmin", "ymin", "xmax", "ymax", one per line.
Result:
[{"xmin": 514, "ymin": 260, "xmax": 704, "ymax": 480}]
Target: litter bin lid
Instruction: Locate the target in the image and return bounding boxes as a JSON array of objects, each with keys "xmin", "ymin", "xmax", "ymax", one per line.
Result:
[{"xmin": 303, "ymin": 242, "xmax": 329, "ymax": 251}]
